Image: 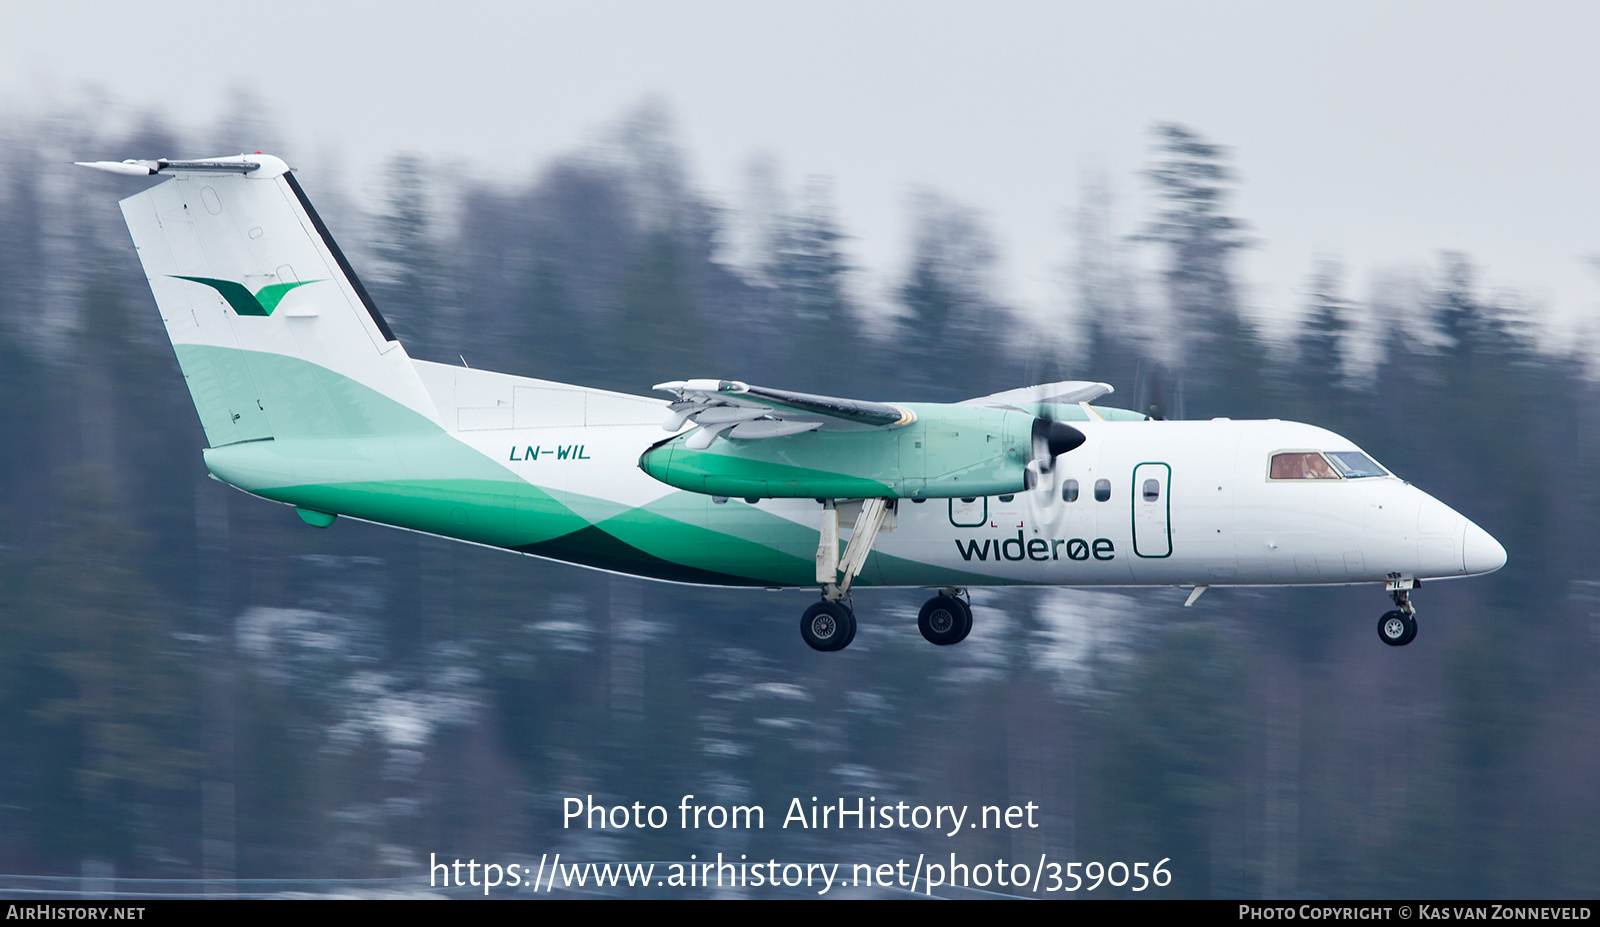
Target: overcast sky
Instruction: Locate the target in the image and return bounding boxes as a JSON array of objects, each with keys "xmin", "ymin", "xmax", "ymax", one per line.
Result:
[{"xmin": 7, "ymin": 1, "xmax": 1600, "ymax": 341}]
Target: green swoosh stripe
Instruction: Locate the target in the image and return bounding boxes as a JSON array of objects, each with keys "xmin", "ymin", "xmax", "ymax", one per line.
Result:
[
  {"xmin": 171, "ymin": 276, "xmax": 320, "ymax": 316},
  {"xmin": 255, "ymin": 281, "xmax": 316, "ymax": 313}
]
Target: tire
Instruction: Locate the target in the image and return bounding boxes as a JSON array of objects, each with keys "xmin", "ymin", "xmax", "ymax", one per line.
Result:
[
  {"xmin": 919, "ymin": 595, "xmax": 971, "ymax": 646},
  {"xmin": 951, "ymin": 597, "xmax": 974, "ymax": 644},
  {"xmin": 1377, "ymin": 609, "xmax": 1417, "ymax": 647},
  {"xmin": 801, "ymin": 601, "xmax": 856, "ymax": 652}
]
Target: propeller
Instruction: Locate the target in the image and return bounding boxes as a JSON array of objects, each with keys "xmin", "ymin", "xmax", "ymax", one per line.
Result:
[
  {"xmin": 1023, "ymin": 415, "xmax": 1086, "ymax": 492},
  {"xmin": 981, "ymin": 385, "xmax": 1100, "ymax": 496},
  {"xmin": 985, "ymin": 378, "xmax": 1101, "ymax": 510}
]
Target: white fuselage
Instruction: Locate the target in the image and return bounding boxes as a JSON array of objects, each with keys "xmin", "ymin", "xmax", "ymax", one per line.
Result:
[{"xmin": 437, "ymin": 379, "xmax": 1505, "ymax": 590}]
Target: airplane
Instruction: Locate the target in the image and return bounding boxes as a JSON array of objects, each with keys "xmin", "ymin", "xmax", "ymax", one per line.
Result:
[{"xmin": 78, "ymin": 153, "xmax": 1507, "ymax": 652}]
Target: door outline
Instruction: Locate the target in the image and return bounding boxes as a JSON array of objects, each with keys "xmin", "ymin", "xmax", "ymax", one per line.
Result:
[
  {"xmin": 948, "ymin": 496, "xmax": 987, "ymax": 528},
  {"xmin": 1132, "ymin": 462, "xmax": 1172, "ymax": 558}
]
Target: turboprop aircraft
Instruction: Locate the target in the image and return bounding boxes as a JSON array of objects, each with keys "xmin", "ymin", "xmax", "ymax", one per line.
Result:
[{"xmin": 80, "ymin": 153, "xmax": 1507, "ymax": 652}]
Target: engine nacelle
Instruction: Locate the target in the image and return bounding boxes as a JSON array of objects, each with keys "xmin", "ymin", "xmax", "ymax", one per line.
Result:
[{"xmin": 637, "ymin": 403, "xmax": 1045, "ymax": 499}]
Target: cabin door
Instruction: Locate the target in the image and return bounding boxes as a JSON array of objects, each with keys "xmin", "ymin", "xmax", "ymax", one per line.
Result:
[{"xmin": 1132, "ymin": 462, "xmax": 1172, "ymax": 558}]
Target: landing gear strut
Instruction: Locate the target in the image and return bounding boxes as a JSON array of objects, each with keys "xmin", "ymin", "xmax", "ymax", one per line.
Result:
[
  {"xmin": 1377, "ymin": 575, "xmax": 1419, "ymax": 647},
  {"xmin": 800, "ymin": 500, "xmax": 980, "ymax": 651},
  {"xmin": 918, "ymin": 589, "xmax": 973, "ymax": 646},
  {"xmin": 802, "ymin": 499, "xmax": 891, "ymax": 652}
]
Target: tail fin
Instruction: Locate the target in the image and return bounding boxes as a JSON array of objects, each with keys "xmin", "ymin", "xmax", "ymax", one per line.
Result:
[{"xmin": 107, "ymin": 155, "xmax": 440, "ymax": 446}]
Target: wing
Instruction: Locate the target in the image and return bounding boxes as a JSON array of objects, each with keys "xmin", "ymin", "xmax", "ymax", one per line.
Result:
[
  {"xmin": 653, "ymin": 379, "xmax": 916, "ymax": 449},
  {"xmin": 959, "ymin": 380, "xmax": 1114, "ymax": 411}
]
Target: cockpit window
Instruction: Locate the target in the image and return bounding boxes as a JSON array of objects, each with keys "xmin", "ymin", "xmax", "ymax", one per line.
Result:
[
  {"xmin": 1325, "ymin": 451, "xmax": 1388, "ymax": 478},
  {"xmin": 1270, "ymin": 452, "xmax": 1340, "ymax": 480}
]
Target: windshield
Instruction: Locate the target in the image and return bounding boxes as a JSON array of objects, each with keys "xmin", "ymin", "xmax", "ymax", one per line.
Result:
[
  {"xmin": 1270, "ymin": 452, "xmax": 1340, "ymax": 480},
  {"xmin": 1325, "ymin": 451, "xmax": 1388, "ymax": 478}
]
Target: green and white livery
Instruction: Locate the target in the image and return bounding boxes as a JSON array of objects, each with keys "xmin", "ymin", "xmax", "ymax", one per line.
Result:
[{"xmin": 83, "ymin": 154, "xmax": 1506, "ymax": 652}]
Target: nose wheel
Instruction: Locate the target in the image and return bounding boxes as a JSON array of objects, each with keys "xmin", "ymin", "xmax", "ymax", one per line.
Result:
[
  {"xmin": 1378, "ymin": 575, "xmax": 1419, "ymax": 646},
  {"xmin": 1377, "ymin": 609, "xmax": 1417, "ymax": 646}
]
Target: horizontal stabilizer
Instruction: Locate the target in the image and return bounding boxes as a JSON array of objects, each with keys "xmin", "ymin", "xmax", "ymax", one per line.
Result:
[{"xmin": 77, "ymin": 156, "xmax": 264, "ymax": 176}]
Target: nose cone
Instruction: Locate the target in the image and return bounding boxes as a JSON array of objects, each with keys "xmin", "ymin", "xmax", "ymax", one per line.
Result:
[{"xmin": 1462, "ymin": 520, "xmax": 1507, "ymax": 575}]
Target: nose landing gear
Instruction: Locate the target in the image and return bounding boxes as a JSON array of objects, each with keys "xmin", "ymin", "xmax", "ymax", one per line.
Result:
[{"xmin": 1378, "ymin": 575, "xmax": 1419, "ymax": 646}]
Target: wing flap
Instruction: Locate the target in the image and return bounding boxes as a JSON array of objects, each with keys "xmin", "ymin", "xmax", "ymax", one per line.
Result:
[{"xmin": 653, "ymin": 379, "xmax": 914, "ymax": 439}]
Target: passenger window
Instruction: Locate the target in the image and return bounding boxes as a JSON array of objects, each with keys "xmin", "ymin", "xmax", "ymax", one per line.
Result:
[
  {"xmin": 1270, "ymin": 452, "xmax": 1340, "ymax": 480},
  {"xmin": 1062, "ymin": 479, "xmax": 1079, "ymax": 503},
  {"xmin": 1094, "ymin": 479, "xmax": 1111, "ymax": 502},
  {"xmin": 1143, "ymin": 478, "xmax": 1160, "ymax": 502}
]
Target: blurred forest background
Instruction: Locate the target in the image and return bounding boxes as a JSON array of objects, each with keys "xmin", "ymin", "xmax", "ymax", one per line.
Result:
[{"xmin": 1, "ymin": 100, "xmax": 1598, "ymax": 899}]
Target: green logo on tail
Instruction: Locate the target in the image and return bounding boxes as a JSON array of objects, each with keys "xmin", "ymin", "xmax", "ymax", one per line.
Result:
[{"xmin": 170, "ymin": 276, "xmax": 323, "ymax": 316}]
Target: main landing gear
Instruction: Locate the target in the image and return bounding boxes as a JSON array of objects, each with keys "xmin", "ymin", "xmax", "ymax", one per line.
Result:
[
  {"xmin": 918, "ymin": 590, "xmax": 973, "ymax": 646},
  {"xmin": 799, "ymin": 499, "xmax": 975, "ymax": 652},
  {"xmin": 1377, "ymin": 575, "xmax": 1419, "ymax": 647},
  {"xmin": 800, "ymin": 600, "xmax": 856, "ymax": 652},
  {"xmin": 801, "ymin": 498, "xmax": 887, "ymax": 652}
]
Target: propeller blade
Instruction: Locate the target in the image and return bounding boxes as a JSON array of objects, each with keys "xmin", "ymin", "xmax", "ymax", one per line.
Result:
[{"xmin": 1031, "ymin": 417, "xmax": 1085, "ymax": 472}]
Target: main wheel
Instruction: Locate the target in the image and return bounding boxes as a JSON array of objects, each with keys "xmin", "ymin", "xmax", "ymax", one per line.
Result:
[
  {"xmin": 801, "ymin": 601, "xmax": 856, "ymax": 652},
  {"xmin": 919, "ymin": 594, "xmax": 973, "ymax": 646},
  {"xmin": 1377, "ymin": 609, "xmax": 1417, "ymax": 647},
  {"xmin": 950, "ymin": 597, "xmax": 973, "ymax": 644}
]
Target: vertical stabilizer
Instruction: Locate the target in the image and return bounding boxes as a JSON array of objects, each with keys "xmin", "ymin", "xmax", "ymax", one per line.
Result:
[{"xmin": 112, "ymin": 155, "xmax": 441, "ymax": 446}]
